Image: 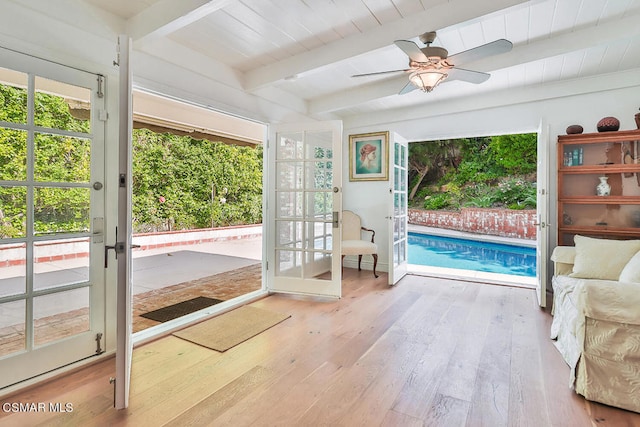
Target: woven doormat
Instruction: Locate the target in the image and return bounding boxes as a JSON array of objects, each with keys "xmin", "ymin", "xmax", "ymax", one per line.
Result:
[
  {"xmin": 140, "ymin": 296, "xmax": 224, "ymax": 322},
  {"xmin": 172, "ymin": 305, "xmax": 290, "ymax": 352}
]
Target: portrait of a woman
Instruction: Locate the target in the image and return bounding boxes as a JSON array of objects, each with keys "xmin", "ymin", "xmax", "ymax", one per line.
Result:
[
  {"xmin": 349, "ymin": 131, "xmax": 388, "ymax": 181},
  {"xmin": 355, "ymin": 140, "xmax": 382, "ymax": 175}
]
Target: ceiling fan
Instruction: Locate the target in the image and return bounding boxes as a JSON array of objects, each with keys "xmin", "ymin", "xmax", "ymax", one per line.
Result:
[{"xmin": 352, "ymin": 31, "xmax": 513, "ymax": 94}]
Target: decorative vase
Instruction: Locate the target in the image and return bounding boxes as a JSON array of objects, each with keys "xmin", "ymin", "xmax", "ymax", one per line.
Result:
[
  {"xmin": 597, "ymin": 116, "xmax": 620, "ymax": 132},
  {"xmin": 566, "ymin": 124, "xmax": 583, "ymax": 134},
  {"xmin": 635, "ymin": 109, "xmax": 640, "ymax": 129},
  {"xmin": 596, "ymin": 176, "xmax": 611, "ymax": 196}
]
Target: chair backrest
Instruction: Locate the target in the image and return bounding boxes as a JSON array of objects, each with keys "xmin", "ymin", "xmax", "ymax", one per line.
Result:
[{"xmin": 342, "ymin": 210, "xmax": 362, "ymax": 241}]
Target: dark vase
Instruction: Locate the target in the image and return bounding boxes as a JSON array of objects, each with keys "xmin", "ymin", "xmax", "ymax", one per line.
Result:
[
  {"xmin": 566, "ymin": 125, "xmax": 583, "ymax": 134},
  {"xmin": 597, "ymin": 116, "xmax": 620, "ymax": 132},
  {"xmin": 635, "ymin": 111, "xmax": 640, "ymax": 129}
]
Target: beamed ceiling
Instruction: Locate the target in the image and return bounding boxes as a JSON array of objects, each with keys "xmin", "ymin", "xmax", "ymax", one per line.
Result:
[{"xmin": 9, "ymin": 0, "xmax": 640, "ymax": 125}]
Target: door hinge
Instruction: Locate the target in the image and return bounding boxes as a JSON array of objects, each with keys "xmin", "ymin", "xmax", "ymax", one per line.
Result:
[
  {"xmin": 110, "ymin": 377, "xmax": 116, "ymax": 407},
  {"xmin": 97, "ymin": 75, "xmax": 105, "ymax": 98},
  {"xmin": 98, "ymin": 110, "xmax": 108, "ymax": 121},
  {"xmin": 95, "ymin": 332, "xmax": 103, "ymax": 354}
]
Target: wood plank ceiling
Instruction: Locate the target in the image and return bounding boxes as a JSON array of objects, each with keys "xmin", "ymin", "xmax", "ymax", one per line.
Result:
[{"xmin": 80, "ymin": 0, "xmax": 640, "ymax": 122}]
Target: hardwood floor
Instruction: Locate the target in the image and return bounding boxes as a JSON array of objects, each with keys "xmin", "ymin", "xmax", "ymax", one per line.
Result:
[{"xmin": 2, "ymin": 269, "xmax": 639, "ymax": 426}]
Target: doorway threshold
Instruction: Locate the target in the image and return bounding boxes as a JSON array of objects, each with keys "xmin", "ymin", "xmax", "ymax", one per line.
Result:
[
  {"xmin": 132, "ymin": 289, "xmax": 268, "ymax": 347},
  {"xmin": 409, "ymin": 264, "xmax": 536, "ymax": 289}
]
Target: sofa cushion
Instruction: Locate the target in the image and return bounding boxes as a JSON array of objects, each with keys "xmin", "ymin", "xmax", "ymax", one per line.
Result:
[
  {"xmin": 570, "ymin": 235, "xmax": 640, "ymax": 281},
  {"xmin": 551, "ymin": 246, "xmax": 576, "ymax": 264},
  {"xmin": 619, "ymin": 250, "xmax": 640, "ymax": 283}
]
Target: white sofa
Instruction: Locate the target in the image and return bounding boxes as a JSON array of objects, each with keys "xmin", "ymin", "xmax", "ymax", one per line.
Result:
[{"xmin": 550, "ymin": 235, "xmax": 640, "ymax": 413}]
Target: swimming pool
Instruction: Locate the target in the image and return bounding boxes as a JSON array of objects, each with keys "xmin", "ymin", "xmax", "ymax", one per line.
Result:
[{"xmin": 408, "ymin": 232, "xmax": 536, "ymax": 277}]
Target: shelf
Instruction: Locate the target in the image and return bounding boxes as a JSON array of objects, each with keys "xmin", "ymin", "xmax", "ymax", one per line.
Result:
[
  {"xmin": 558, "ymin": 226, "xmax": 640, "ymax": 236},
  {"xmin": 557, "ymin": 129, "xmax": 640, "ymax": 245},
  {"xmin": 559, "ymin": 165, "xmax": 640, "ymax": 174},
  {"xmin": 559, "ymin": 196, "xmax": 640, "ymax": 204},
  {"xmin": 558, "ymin": 129, "xmax": 640, "ymax": 144}
]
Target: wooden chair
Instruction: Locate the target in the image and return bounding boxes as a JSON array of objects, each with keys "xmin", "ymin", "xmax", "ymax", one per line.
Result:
[{"xmin": 341, "ymin": 210, "xmax": 378, "ymax": 278}]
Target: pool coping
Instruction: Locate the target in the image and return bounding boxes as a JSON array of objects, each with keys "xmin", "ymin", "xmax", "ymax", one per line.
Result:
[{"xmin": 407, "ymin": 224, "xmax": 537, "ymax": 288}]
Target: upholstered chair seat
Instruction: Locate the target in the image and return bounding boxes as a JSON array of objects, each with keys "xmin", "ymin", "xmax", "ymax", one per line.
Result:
[{"xmin": 341, "ymin": 210, "xmax": 378, "ymax": 278}]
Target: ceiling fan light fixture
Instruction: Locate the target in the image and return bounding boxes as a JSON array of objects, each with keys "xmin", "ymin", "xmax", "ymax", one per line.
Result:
[{"xmin": 409, "ymin": 70, "xmax": 448, "ymax": 92}]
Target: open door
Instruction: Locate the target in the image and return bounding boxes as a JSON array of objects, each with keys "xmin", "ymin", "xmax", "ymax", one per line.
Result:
[
  {"xmin": 266, "ymin": 121, "xmax": 342, "ymax": 298},
  {"xmin": 0, "ymin": 45, "xmax": 106, "ymax": 391},
  {"xmin": 389, "ymin": 133, "xmax": 409, "ymax": 285},
  {"xmin": 535, "ymin": 121, "xmax": 550, "ymax": 308},
  {"xmin": 114, "ymin": 35, "xmax": 134, "ymax": 409}
]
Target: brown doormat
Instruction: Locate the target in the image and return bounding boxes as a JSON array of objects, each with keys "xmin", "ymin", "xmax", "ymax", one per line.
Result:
[
  {"xmin": 172, "ymin": 305, "xmax": 290, "ymax": 352},
  {"xmin": 140, "ymin": 296, "xmax": 224, "ymax": 322}
]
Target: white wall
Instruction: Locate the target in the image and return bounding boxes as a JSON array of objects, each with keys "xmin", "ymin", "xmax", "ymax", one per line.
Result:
[{"xmin": 343, "ymin": 85, "xmax": 640, "ymax": 274}]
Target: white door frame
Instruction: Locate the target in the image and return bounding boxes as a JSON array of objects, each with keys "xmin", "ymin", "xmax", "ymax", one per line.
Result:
[
  {"xmin": 114, "ymin": 34, "xmax": 134, "ymax": 410},
  {"xmin": 536, "ymin": 121, "xmax": 550, "ymax": 307}
]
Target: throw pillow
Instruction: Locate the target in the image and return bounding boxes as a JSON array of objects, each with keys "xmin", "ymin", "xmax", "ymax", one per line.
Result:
[
  {"xmin": 619, "ymin": 250, "xmax": 640, "ymax": 283},
  {"xmin": 570, "ymin": 235, "xmax": 640, "ymax": 281}
]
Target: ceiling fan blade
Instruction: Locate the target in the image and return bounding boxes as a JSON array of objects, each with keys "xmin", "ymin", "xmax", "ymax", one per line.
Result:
[
  {"xmin": 447, "ymin": 39, "xmax": 512, "ymax": 66},
  {"xmin": 398, "ymin": 81, "xmax": 418, "ymax": 95},
  {"xmin": 352, "ymin": 69, "xmax": 410, "ymax": 77},
  {"xmin": 447, "ymin": 67, "xmax": 491, "ymax": 84},
  {"xmin": 394, "ymin": 40, "xmax": 428, "ymax": 62}
]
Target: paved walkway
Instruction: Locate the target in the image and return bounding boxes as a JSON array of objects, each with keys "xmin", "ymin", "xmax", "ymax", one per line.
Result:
[{"xmin": 131, "ymin": 237, "xmax": 262, "ymax": 294}]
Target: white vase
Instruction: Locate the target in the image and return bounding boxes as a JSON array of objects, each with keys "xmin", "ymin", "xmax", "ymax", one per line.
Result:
[{"xmin": 596, "ymin": 176, "xmax": 611, "ymax": 196}]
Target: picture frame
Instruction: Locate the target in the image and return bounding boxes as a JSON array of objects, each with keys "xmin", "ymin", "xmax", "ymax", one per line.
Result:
[{"xmin": 349, "ymin": 131, "xmax": 389, "ymax": 181}]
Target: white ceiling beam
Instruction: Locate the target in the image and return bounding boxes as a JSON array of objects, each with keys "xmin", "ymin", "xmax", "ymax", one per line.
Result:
[
  {"xmin": 343, "ymin": 68, "xmax": 640, "ymax": 131},
  {"xmin": 310, "ymin": 12, "xmax": 640, "ymax": 114},
  {"xmin": 137, "ymin": 37, "xmax": 309, "ymax": 118},
  {"xmin": 468, "ymin": 11, "xmax": 640, "ymax": 73},
  {"xmin": 137, "ymin": 37, "xmax": 243, "ymax": 87},
  {"xmin": 243, "ymin": 0, "xmax": 529, "ymax": 91},
  {"xmin": 127, "ymin": 0, "xmax": 234, "ymax": 44},
  {"xmin": 4, "ymin": 0, "xmax": 124, "ymax": 40}
]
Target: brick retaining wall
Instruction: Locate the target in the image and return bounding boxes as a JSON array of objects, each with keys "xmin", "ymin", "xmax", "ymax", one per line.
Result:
[
  {"xmin": 0, "ymin": 225, "xmax": 262, "ymax": 267},
  {"xmin": 409, "ymin": 208, "xmax": 537, "ymax": 240}
]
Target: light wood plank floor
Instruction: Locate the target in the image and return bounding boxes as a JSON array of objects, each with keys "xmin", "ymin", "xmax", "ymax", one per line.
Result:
[{"xmin": 2, "ymin": 269, "xmax": 639, "ymax": 426}]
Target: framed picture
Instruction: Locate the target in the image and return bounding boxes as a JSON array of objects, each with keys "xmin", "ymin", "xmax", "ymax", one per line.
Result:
[{"xmin": 349, "ymin": 131, "xmax": 389, "ymax": 181}]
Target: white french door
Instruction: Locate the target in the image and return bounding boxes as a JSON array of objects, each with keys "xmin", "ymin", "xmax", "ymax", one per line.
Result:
[
  {"xmin": 267, "ymin": 121, "xmax": 342, "ymax": 298},
  {"xmin": 536, "ymin": 121, "xmax": 550, "ymax": 307},
  {"xmin": 114, "ymin": 34, "xmax": 134, "ymax": 410},
  {"xmin": 0, "ymin": 48, "xmax": 106, "ymax": 389},
  {"xmin": 389, "ymin": 134, "xmax": 409, "ymax": 285}
]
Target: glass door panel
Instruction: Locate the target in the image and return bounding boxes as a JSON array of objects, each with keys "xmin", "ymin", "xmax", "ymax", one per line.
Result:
[
  {"xmin": 268, "ymin": 122, "xmax": 341, "ymax": 297},
  {"xmin": 0, "ymin": 52, "xmax": 105, "ymax": 390},
  {"xmin": 389, "ymin": 136, "xmax": 408, "ymax": 285}
]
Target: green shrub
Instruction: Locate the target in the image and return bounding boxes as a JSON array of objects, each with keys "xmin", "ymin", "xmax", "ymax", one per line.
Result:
[
  {"xmin": 423, "ymin": 193, "xmax": 451, "ymax": 210},
  {"xmin": 493, "ymin": 177, "xmax": 536, "ymax": 209}
]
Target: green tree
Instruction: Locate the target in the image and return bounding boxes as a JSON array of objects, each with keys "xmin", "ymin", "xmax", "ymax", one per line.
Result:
[
  {"xmin": 409, "ymin": 134, "xmax": 537, "ymax": 211},
  {"xmin": 408, "ymin": 140, "xmax": 459, "ymax": 200},
  {"xmin": 131, "ymin": 129, "xmax": 263, "ymax": 232},
  {"xmin": 489, "ymin": 133, "xmax": 537, "ymax": 175},
  {"xmin": 0, "ymin": 82, "xmax": 264, "ymax": 237}
]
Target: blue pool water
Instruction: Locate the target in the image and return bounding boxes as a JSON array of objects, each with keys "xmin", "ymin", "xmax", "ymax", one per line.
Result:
[{"xmin": 408, "ymin": 232, "xmax": 536, "ymax": 277}]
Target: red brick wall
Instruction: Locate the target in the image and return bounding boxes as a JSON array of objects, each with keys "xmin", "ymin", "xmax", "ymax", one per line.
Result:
[{"xmin": 409, "ymin": 208, "xmax": 537, "ymax": 240}]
